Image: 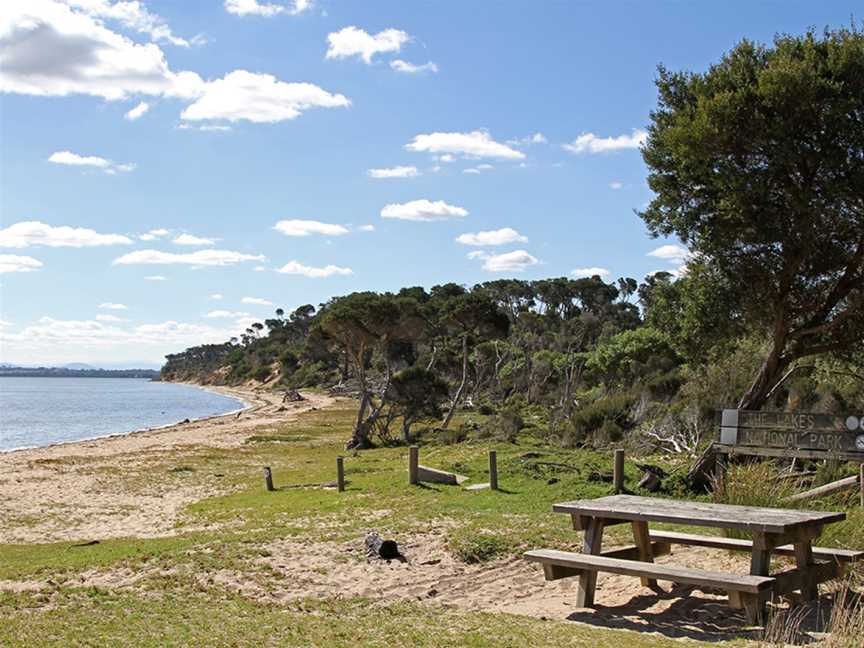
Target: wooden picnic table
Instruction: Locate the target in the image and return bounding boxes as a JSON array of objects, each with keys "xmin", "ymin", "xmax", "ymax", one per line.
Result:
[{"xmin": 524, "ymin": 494, "xmax": 861, "ymax": 623}]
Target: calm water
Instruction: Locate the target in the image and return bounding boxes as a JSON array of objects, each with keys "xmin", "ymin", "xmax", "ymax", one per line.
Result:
[{"xmin": 0, "ymin": 377, "xmax": 246, "ymax": 452}]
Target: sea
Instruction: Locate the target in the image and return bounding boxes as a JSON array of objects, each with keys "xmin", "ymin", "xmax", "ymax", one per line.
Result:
[{"xmin": 0, "ymin": 377, "xmax": 246, "ymax": 452}]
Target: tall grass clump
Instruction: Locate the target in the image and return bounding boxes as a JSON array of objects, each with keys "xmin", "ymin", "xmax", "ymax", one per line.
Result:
[{"xmin": 711, "ymin": 462, "xmax": 796, "ymax": 539}]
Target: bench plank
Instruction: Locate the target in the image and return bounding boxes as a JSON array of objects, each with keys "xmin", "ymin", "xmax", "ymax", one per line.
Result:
[
  {"xmin": 649, "ymin": 530, "xmax": 864, "ymax": 563},
  {"xmin": 524, "ymin": 549, "xmax": 775, "ymax": 593},
  {"xmin": 553, "ymin": 495, "xmax": 845, "ymax": 534}
]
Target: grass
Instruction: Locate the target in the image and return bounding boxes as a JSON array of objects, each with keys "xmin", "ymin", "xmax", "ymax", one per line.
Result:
[{"xmin": 1, "ymin": 399, "xmax": 859, "ymax": 646}]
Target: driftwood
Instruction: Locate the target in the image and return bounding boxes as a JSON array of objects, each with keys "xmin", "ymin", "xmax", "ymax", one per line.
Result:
[
  {"xmin": 365, "ymin": 532, "xmax": 400, "ymax": 560},
  {"xmin": 282, "ymin": 389, "xmax": 305, "ymax": 403},
  {"xmin": 783, "ymin": 474, "xmax": 859, "ymax": 504}
]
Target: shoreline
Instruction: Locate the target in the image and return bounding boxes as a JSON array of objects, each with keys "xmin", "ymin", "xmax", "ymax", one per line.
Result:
[{"xmin": 0, "ymin": 381, "xmax": 255, "ymax": 456}]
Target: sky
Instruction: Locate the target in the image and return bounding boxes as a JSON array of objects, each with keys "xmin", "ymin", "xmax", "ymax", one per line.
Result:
[{"xmin": 0, "ymin": 0, "xmax": 858, "ymax": 368}]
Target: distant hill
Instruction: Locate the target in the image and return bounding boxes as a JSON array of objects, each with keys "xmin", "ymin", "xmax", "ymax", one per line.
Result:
[
  {"xmin": 0, "ymin": 366, "xmax": 160, "ymax": 379},
  {"xmin": 61, "ymin": 363, "xmax": 97, "ymax": 370}
]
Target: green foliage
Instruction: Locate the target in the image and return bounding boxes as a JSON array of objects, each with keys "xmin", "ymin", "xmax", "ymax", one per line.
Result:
[
  {"xmin": 586, "ymin": 327, "xmax": 680, "ymax": 387},
  {"xmin": 567, "ymin": 392, "xmax": 637, "ymax": 447},
  {"xmin": 448, "ymin": 533, "xmax": 513, "ymax": 564}
]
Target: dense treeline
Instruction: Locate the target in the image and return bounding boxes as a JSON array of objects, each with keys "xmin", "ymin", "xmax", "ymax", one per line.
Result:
[{"xmin": 164, "ymin": 27, "xmax": 864, "ymax": 451}]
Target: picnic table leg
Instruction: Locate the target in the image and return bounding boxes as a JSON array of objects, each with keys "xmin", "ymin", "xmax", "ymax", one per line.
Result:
[
  {"xmin": 746, "ymin": 532, "xmax": 773, "ymax": 625},
  {"xmin": 631, "ymin": 521, "xmax": 657, "ymax": 588},
  {"xmin": 575, "ymin": 518, "xmax": 605, "ymax": 607},
  {"xmin": 793, "ymin": 537, "xmax": 818, "ymax": 601}
]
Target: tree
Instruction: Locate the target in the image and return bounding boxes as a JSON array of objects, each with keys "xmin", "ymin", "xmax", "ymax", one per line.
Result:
[
  {"xmin": 641, "ymin": 28, "xmax": 864, "ymax": 410},
  {"xmin": 387, "ymin": 367, "xmax": 450, "ymax": 442}
]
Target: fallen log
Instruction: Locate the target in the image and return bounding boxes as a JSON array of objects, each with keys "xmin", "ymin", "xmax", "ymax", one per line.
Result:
[
  {"xmin": 417, "ymin": 465, "xmax": 468, "ymax": 485},
  {"xmin": 365, "ymin": 532, "xmax": 400, "ymax": 560},
  {"xmin": 783, "ymin": 474, "xmax": 859, "ymax": 504}
]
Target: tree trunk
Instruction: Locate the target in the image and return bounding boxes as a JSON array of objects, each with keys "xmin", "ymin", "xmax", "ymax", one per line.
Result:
[
  {"xmin": 738, "ymin": 347, "xmax": 790, "ymax": 410},
  {"xmin": 346, "ymin": 390, "xmax": 372, "ymax": 449},
  {"xmin": 441, "ymin": 333, "xmax": 469, "ymax": 430}
]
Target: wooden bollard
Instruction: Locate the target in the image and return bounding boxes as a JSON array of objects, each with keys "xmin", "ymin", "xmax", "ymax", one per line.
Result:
[
  {"xmin": 409, "ymin": 446, "xmax": 419, "ymax": 485},
  {"xmin": 859, "ymin": 464, "xmax": 864, "ymax": 508},
  {"xmin": 336, "ymin": 456, "xmax": 345, "ymax": 492},
  {"xmin": 489, "ymin": 450, "xmax": 498, "ymax": 491},
  {"xmin": 613, "ymin": 449, "xmax": 625, "ymax": 494},
  {"xmin": 263, "ymin": 466, "xmax": 274, "ymax": 492}
]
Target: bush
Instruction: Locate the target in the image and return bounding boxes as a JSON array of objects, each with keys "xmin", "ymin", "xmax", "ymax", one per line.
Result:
[
  {"xmin": 566, "ymin": 392, "xmax": 636, "ymax": 447},
  {"xmin": 252, "ymin": 365, "xmax": 272, "ymax": 382}
]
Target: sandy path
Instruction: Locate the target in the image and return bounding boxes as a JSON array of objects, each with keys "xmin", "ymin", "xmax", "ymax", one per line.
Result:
[{"xmin": 0, "ymin": 385, "xmax": 335, "ymax": 544}]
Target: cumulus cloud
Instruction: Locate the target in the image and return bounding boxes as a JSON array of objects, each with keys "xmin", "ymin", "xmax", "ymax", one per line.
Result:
[
  {"xmin": 0, "ymin": 254, "xmax": 43, "ymax": 273},
  {"xmin": 48, "ymin": 151, "xmax": 135, "ymax": 174},
  {"xmin": 124, "ymin": 100, "xmax": 149, "ymax": 120},
  {"xmin": 173, "ymin": 233, "xmax": 216, "ymax": 246},
  {"xmin": 563, "ymin": 129, "xmax": 647, "ymax": 154},
  {"xmin": 98, "ymin": 302, "xmax": 127, "ymax": 310},
  {"xmin": 0, "ymin": 1, "xmax": 205, "ymax": 101},
  {"xmin": 367, "ymin": 165, "xmax": 419, "ymax": 179},
  {"xmin": 95, "ymin": 313, "xmax": 126, "ymax": 322},
  {"xmin": 138, "ymin": 228, "xmax": 169, "ymax": 241},
  {"xmin": 571, "ymin": 266, "xmax": 610, "ymax": 278},
  {"xmin": 224, "ymin": 0, "xmax": 311, "ymax": 17},
  {"xmin": 0, "ymin": 221, "xmax": 132, "ymax": 248},
  {"xmin": 390, "ymin": 60, "xmax": 438, "ymax": 74},
  {"xmin": 206, "ymin": 309, "xmax": 250, "ymax": 318},
  {"xmin": 326, "ymin": 26, "xmax": 409, "ymax": 64},
  {"xmin": 406, "ymin": 131, "xmax": 524, "ymax": 160},
  {"xmin": 113, "ymin": 249, "xmax": 265, "ymax": 266},
  {"xmin": 507, "ymin": 132, "xmax": 547, "ymax": 147},
  {"xmin": 65, "ymin": 0, "xmax": 195, "ymax": 47},
  {"xmin": 455, "ymin": 228, "xmax": 527, "ymax": 247},
  {"xmin": 358, "ymin": 224, "xmax": 375, "ymax": 232},
  {"xmin": 241, "ymin": 296, "xmax": 273, "ymax": 306},
  {"xmin": 180, "ymin": 70, "xmax": 349, "ymax": 124},
  {"xmin": 469, "ymin": 249, "xmax": 539, "ymax": 273},
  {"xmin": 380, "ymin": 199, "xmax": 467, "ymax": 222},
  {"xmin": 277, "ymin": 260, "xmax": 352, "ymax": 278},
  {"xmin": 647, "ymin": 244, "xmax": 689, "ymax": 263},
  {"xmin": 273, "ymin": 219, "xmax": 349, "ymax": 237}
]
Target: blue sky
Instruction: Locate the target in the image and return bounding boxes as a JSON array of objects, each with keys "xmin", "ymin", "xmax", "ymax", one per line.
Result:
[{"xmin": 0, "ymin": 0, "xmax": 858, "ymax": 367}]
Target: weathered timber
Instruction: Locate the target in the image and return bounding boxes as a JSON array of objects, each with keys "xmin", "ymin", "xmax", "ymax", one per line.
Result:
[
  {"xmin": 613, "ymin": 449, "xmax": 625, "ymax": 494},
  {"xmin": 537, "ymin": 542, "xmax": 671, "ymax": 580},
  {"xmin": 489, "ymin": 450, "xmax": 498, "ymax": 491},
  {"xmin": 631, "ymin": 520, "xmax": 657, "ymax": 587},
  {"xmin": 524, "ymin": 550, "xmax": 775, "ymax": 594},
  {"xmin": 336, "ymin": 456, "xmax": 345, "ymax": 492},
  {"xmin": 647, "ymin": 530, "xmax": 864, "ymax": 563},
  {"xmin": 860, "ymin": 464, "xmax": 864, "ymax": 508},
  {"xmin": 552, "ymin": 495, "xmax": 845, "ymax": 534},
  {"xmin": 575, "ymin": 518, "xmax": 604, "ymax": 607},
  {"xmin": 783, "ymin": 474, "xmax": 859, "ymax": 504},
  {"xmin": 408, "ymin": 446, "xmax": 419, "ymax": 485},
  {"xmin": 263, "ymin": 466, "xmax": 274, "ymax": 492},
  {"xmin": 417, "ymin": 465, "xmax": 468, "ymax": 485},
  {"xmin": 716, "ymin": 444, "xmax": 864, "ymax": 462},
  {"xmin": 638, "ymin": 470, "xmax": 661, "ymax": 492}
]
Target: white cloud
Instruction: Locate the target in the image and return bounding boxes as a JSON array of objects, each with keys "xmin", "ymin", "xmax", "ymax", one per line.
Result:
[
  {"xmin": 0, "ymin": 221, "xmax": 132, "ymax": 248},
  {"xmin": 609, "ymin": 181, "xmax": 624, "ymax": 190},
  {"xmin": 173, "ymin": 233, "xmax": 216, "ymax": 246},
  {"xmin": 273, "ymin": 219, "xmax": 349, "ymax": 237},
  {"xmin": 647, "ymin": 244, "xmax": 689, "ymax": 263},
  {"xmin": 95, "ymin": 313, "xmax": 127, "ymax": 322},
  {"xmin": 325, "ymin": 26, "xmax": 409, "ymax": 64},
  {"xmin": 463, "ymin": 163, "xmax": 494, "ymax": 174},
  {"xmin": 455, "ymin": 228, "xmax": 527, "ymax": 247},
  {"xmin": 438, "ymin": 154, "xmax": 455, "ymax": 163},
  {"xmin": 406, "ymin": 131, "xmax": 524, "ymax": 160},
  {"xmin": 390, "ymin": 59, "xmax": 438, "ymax": 74},
  {"xmin": 380, "ymin": 199, "xmax": 467, "ymax": 222},
  {"xmin": 253, "ymin": 265, "xmax": 266, "ymax": 272},
  {"xmin": 0, "ymin": 1, "xmax": 205, "ymax": 101},
  {"xmin": 367, "ymin": 165, "xmax": 419, "ymax": 179},
  {"xmin": 241, "ymin": 296, "xmax": 273, "ymax": 306},
  {"xmin": 139, "ymin": 228, "xmax": 168, "ymax": 241},
  {"xmin": 48, "ymin": 151, "xmax": 135, "ymax": 174},
  {"xmin": 144, "ymin": 275, "xmax": 166, "ymax": 281},
  {"xmin": 571, "ymin": 266, "xmax": 610, "ymax": 278},
  {"xmin": 66, "ymin": 0, "xmax": 194, "ymax": 47},
  {"xmin": 180, "ymin": 70, "xmax": 350, "ymax": 124},
  {"xmin": 463, "ymin": 168, "xmax": 480, "ymax": 175},
  {"xmin": 209, "ymin": 293, "xmax": 223, "ymax": 300},
  {"xmin": 563, "ymin": 129, "xmax": 647, "ymax": 154},
  {"xmin": 277, "ymin": 260, "xmax": 353, "ymax": 278},
  {"xmin": 206, "ymin": 309, "xmax": 250, "ymax": 318},
  {"xmin": 358, "ymin": 224, "xmax": 375, "ymax": 232},
  {"xmin": 224, "ymin": 0, "xmax": 311, "ymax": 17},
  {"xmin": 98, "ymin": 302, "xmax": 127, "ymax": 310},
  {"xmin": 0, "ymin": 254, "xmax": 43, "ymax": 273},
  {"xmin": 113, "ymin": 249, "xmax": 265, "ymax": 266},
  {"xmin": 508, "ymin": 132, "xmax": 547, "ymax": 146},
  {"xmin": 469, "ymin": 249, "xmax": 539, "ymax": 273},
  {"xmin": 124, "ymin": 100, "xmax": 149, "ymax": 120}
]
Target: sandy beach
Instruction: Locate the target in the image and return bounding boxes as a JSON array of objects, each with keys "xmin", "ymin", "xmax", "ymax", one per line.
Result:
[{"xmin": 0, "ymin": 384, "xmax": 335, "ymax": 544}]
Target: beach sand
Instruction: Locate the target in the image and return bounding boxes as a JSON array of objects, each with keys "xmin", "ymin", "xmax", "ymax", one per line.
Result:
[{"xmin": 0, "ymin": 385, "xmax": 334, "ymax": 544}]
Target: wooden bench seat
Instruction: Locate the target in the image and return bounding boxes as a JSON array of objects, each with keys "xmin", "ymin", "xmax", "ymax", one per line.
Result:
[
  {"xmin": 524, "ymin": 549, "xmax": 775, "ymax": 594},
  {"xmin": 649, "ymin": 530, "xmax": 864, "ymax": 563}
]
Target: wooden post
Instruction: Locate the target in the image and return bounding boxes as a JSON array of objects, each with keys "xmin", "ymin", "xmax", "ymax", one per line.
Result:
[
  {"xmin": 859, "ymin": 463, "xmax": 864, "ymax": 508},
  {"xmin": 489, "ymin": 450, "xmax": 498, "ymax": 491},
  {"xmin": 613, "ymin": 449, "xmax": 625, "ymax": 494},
  {"xmin": 409, "ymin": 446, "xmax": 419, "ymax": 485},
  {"xmin": 336, "ymin": 456, "xmax": 345, "ymax": 492},
  {"xmin": 263, "ymin": 466, "xmax": 274, "ymax": 492}
]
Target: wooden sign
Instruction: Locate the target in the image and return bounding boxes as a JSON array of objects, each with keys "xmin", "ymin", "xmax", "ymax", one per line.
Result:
[{"xmin": 717, "ymin": 409, "xmax": 864, "ymax": 459}]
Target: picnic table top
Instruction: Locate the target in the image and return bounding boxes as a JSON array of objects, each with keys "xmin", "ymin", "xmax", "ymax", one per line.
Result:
[{"xmin": 552, "ymin": 494, "xmax": 845, "ymax": 534}]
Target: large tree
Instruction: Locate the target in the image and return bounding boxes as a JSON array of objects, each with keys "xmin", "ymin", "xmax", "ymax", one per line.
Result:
[{"xmin": 641, "ymin": 28, "xmax": 864, "ymax": 410}]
